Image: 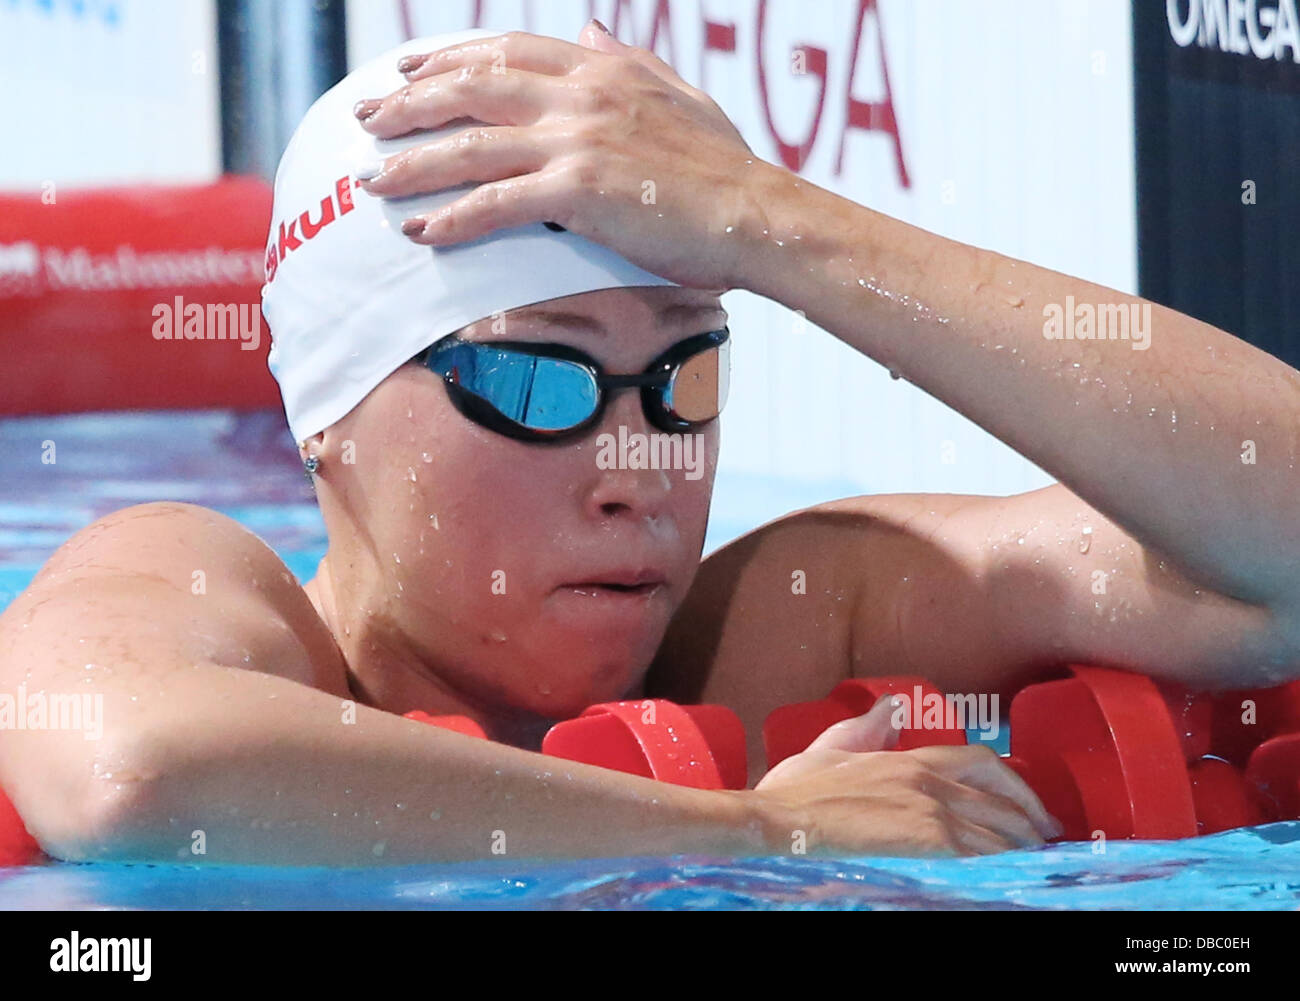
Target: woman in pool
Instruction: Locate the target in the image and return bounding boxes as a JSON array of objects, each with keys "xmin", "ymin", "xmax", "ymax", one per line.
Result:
[{"xmin": 1, "ymin": 23, "xmax": 1296, "ymax": 865}]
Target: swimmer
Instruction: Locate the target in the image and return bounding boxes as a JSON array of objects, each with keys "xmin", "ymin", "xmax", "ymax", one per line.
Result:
[{"xmin": 1, "ymin": 23, "xmax": 1296, "ymax": 865}]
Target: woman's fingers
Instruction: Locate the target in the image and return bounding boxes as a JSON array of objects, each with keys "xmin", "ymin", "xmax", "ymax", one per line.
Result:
[
  {"xmin": 575, "ymin": 20, "xmax": 703, "ymax": 101},
  {"xmin": 803, "ymin": 696, "xmax": 901, "ymax": 754},
  {"xmin": 925, "ymin": 775, "xmax": 1046, "ymax": 850},
  {"xmin": 399, "ymin": 30, "xmax": 588, "ymax": 82},
  {"xmin": 397, "ymin": 163, "xmax": 575, "ymax": 244},
  {"xmin": 948, "ymin": 814, "xmax": 1022, "ymax": 856},
  {"xmin": 358, "ymin": 126, "xmax": 546, "ymax": 198},
  {"xmin": 356, "ymin": 67, "xmax": 557, "ymax": 137},
  {"xmin": 910, "ymin": 744, "xmax": 1063, "ymax": 840},
  {"xmin": 348, "ymin": 24, "xmax": 759, "ymax": 287}
]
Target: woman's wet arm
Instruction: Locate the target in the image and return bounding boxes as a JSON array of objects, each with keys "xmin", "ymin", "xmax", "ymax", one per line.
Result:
[{"xmin": 734, "ymin": 163, "xmax": 1300, "ymax": 622}]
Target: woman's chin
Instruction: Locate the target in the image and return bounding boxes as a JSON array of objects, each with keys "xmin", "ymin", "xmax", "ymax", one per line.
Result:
[{"xmin": 512, "ymin": 656, "xmax": 648, "ymax": 721}]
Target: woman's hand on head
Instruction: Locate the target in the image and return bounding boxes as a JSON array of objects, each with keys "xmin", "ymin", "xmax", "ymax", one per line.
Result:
[
  {"xmin": 352, "ymin": 22, "xmax": 765, "ymax": 291},
  {"xmin": 750, "ymin": 697, "xmax": 1064, "ymax": 857}
]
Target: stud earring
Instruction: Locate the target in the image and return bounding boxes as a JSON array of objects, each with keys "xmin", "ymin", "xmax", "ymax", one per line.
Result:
[{"xmin": 303, "ymin": 454, "xmax": 320, "ymax": 475}]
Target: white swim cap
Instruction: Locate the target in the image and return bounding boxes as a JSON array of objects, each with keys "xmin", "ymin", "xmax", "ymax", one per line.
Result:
[{"xmin": 261, "ymin": 28, "xmax": 676, "ymax": 443}]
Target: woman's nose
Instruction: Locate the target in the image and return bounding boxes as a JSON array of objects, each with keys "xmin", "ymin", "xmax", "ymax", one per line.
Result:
[{"xmin": 582, "ymin": 390, "xmax": 673, "ymax": 519}]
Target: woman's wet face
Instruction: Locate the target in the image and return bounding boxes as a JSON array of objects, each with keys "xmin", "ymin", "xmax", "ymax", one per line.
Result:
[{"xmin": 317, "ymin": 286, "xmax": 726, "ymax": 718}]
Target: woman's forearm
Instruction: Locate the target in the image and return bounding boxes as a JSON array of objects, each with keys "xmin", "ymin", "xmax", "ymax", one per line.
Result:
[
  {"xmin": 736, "ymin": 165, "xmax": 1300, "ymax": 610},
  {"xmin": 47, "ymin": 665, "xmax": 766, "ymax": 866}
]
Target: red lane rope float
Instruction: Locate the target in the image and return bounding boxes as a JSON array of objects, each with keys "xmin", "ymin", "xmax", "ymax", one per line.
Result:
[
  {"xmin": 541, "ymin": 701, "xmax": 747, "ymax": 790},
  {"xmin": 5, "ymin": 669, "xmax": 1300, "ymax": 862},
  {"xmin": 401, "ymin": 711, "xmax": 487, "ymax": 739},
  {"xmin": 0, "ymin": 786, "xmax": 40, "ymax": 866},
  {"xmin": 762, "ymin": 675, "xmax": 966, "ymax": 771},
  {"xmin": 1245, "ymin": 733, "xmax": 1300, "ymax": 819},
  {"xmin": 1009, "ymin": 667, "xmax": 1197, "ymax": 840},
  {"xmin": 407, "ymin": 700, "xmax": 747, "ymax": 790}
]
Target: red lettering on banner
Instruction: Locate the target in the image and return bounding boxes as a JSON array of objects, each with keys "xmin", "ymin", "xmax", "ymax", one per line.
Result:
[
  {"xmin": 400, "ymin": 2, "xmax": 912, "ymax": 190},
  {"xmin": 836, "ymin": 0, "xmax": 909, "ymax": 187},
  {"xmin": 701, "ymin": 16, "xmax": 736, "ymax": 90},
  {"xmin": 645, "ymin": 0, "xmax": 676, "ymax": 64},
  {"xmin": 756, "ymin": 1, "xmax": 830, "ymax": 174}
]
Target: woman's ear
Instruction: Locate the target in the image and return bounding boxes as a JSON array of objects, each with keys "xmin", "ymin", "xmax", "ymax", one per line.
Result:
[{"xmin": 298, "ymin": 434, "xmax": 326, "ymax": 475}]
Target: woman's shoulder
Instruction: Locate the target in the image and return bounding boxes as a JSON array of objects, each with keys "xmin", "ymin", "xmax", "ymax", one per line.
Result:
[
  {"xmin": 1, "ymin": 502, "xmax": 347, "ymax": 696},
  {"xmin": 28, "ymin": 501, "xmax": 293, "ymax": 593}
]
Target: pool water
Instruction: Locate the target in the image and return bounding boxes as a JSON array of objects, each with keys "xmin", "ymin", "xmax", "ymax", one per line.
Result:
[{"xmin": 1, "ymin": 410, "xmax": 1298, "ymax": 910}]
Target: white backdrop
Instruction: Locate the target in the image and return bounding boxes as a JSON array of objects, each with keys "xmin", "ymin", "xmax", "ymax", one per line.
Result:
[
  {"xmin": 347, "ymin": 0, "xmax": 1137, "ymax": 504},
  {"xmin": 0, "ymin": 0, "xmax": 220, "ymax": 187}
]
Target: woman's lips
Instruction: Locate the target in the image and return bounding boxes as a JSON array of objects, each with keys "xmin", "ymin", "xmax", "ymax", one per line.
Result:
[
  {"xmin": 555, "ymin": 568, "xmax": 668, "ymax": 594},
  {"xmin": 548, "ymin": 572, "xmax": 670, "ymax": 623},
  {"xmin": 561, "ymin": 580, "xmax": 664, "ymax": 595}
]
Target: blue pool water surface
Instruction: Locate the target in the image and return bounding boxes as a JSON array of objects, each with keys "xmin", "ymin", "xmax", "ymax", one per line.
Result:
[{"xmin": 1, "ymin": 409, "xmax": 1298, "ymax": 910}]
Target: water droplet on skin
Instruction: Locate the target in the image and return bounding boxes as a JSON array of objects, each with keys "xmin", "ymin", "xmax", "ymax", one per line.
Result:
[
  {"xmin": 490, "ymin": 628, "xmax": 507, "ymax": 643},
  {"xmin": 1006, "ymin": 295, "xmax": 1024, "ymax": 307},
  {"xmin": 372, "ymin": 841, "xmax": 387, "ymax": 857},
  {"xmin": 408, "ymin": 467, "xmax": 418, "ymax": 482},
  {"xmin": 430, "ymin": 809, "xmax": 441, "ymax": 820},
  {"xmin": 421, "ymin": 452, "xmax": 433, "ymax": 463},
  {"xmin": 430, "ymin": 513, "xmax": 440, "ymax": 530},
  {"xmin": 1079, "ymin": 526, "xmax": 1093, "ymax": 553},
  {"xmin": 394, "ymin": 553, "xmax": 401, "ymax": 565},
  {"xmin": 888, "ymin": 367, "xmax": 902, "ymax": 380}
]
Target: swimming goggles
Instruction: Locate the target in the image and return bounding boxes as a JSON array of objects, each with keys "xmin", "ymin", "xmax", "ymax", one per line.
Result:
[{"xmin": 414, "ymin": 328, "xmax": 731, "ymax": 443}]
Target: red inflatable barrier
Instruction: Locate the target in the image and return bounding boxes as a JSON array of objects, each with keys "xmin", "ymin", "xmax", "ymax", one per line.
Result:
[{"xmin": 0, "ymin": 176, "xmax": 280, "ymax": 417}]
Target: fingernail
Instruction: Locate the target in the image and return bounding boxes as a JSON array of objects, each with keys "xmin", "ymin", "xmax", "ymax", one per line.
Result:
[
  {"xmin": 1047, "ymin": 815, "xmax": 1066, "ymax": 838},
  {"xmin": 353, "ymin": 98, "xmax": 382, "ymax": 121},
  {"xmin": 401, "ymin": 218, "xmax": 427, "ymax": 238},
  {"xmin": 590, "ymin": 18, "xmax": 612, "ymax": 35},
  {"xmin": 398, "ymin": 53, "xmax": 428, "ymax": 75},
  {"xmin": 354, "ymin": 160, "xmax": 385, "ymax": 181}
]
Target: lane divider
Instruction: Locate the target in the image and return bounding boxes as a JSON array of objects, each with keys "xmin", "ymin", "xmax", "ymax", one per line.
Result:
[{"xmin": 3, "ymin": 664, "xmax": 1298, "ymax": 863}]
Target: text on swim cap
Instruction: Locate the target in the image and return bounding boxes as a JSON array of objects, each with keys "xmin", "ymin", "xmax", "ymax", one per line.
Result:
[{"xmin": 264, "ymin": 175, "xmax": 359, "ymax": 284}]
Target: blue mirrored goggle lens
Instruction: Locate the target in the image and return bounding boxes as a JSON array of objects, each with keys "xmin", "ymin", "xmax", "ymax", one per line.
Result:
[{"xmin": 432, "ymin": 342, "xmax": 599, "ymax": 431}]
